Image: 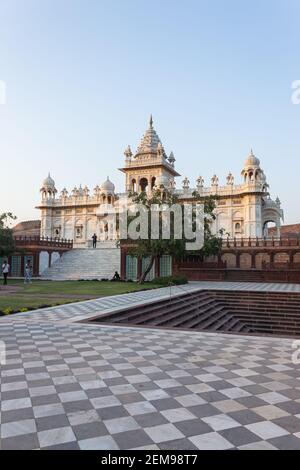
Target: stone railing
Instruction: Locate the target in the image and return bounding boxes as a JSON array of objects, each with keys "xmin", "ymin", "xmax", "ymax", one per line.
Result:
[
  {"xmin": 174, "ymin": 182, "xmax": 265, "ymax": 197},
  {"xmin": 222, "ymin": 237, "xmax": 300, "ymax": 248},
  {"xmin": 263, "ymin": 262, "xmax": 300, "ymax": 271},
  {"xmin": 14, "ymin": 236, "xmax": 73, "ymax": 249}
]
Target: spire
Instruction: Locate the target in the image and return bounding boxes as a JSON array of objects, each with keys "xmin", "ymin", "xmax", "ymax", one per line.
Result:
[
  {"xmin": 124, "ymin": 145, "xmax": 132, "ymax": 159},
  {"xmin": 168, "ymin": 151, "xmax": 175, "ymax": 166},
  {"xmin": 135, "ymin": 116, "xmax": 164, "ymax": 156},
  {"xmin": 149, "ymin": 114, "xmax": 153, "ymax": 128}
]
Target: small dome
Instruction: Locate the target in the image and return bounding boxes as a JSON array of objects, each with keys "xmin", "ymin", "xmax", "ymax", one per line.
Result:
[
  {"xmin": 42, "ymin": 173, "xmax": 55, "ymax": 188},
  {"xmin": 244, "ymin": 149, "xmax": 260, "ymax": 167},
  {"xmin": 155, "ymin": 175, "xmax": 170, "ymax": 188},
  {"xmin": 100, "ymin": 176, "xmax": 115, "ymax": 193}
]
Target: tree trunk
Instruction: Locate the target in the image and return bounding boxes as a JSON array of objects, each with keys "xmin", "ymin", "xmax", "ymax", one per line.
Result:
[{"xmin": 138, "ymin": 255, "xmax": 155, "ymax": 284}]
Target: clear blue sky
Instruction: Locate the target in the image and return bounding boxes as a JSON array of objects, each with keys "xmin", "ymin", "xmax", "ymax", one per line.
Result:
[{"xmin": 0, "ymin": 0, "xmax": 299, "ymax": 224}]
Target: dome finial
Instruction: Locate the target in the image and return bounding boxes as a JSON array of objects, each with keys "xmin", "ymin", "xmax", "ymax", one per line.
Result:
[
  {"xmin": 149, "ymin": 114, "xmax": 153, "ymax": 128},
  {"xmin": 250, "ymin": 148, "xmax": 254, "ymax": 155}
]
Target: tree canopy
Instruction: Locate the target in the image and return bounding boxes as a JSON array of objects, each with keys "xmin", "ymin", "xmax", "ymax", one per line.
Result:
[
  {"xmin": 125, "ymin": 190, "xmax": 224, "ymax": 283},
  {"xmin": 0, "ymin": 212, "xmax": 17, "ymax": 257}
]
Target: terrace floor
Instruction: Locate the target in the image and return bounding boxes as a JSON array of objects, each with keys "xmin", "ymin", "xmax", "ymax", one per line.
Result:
[{"xmin": 0, "ymin": 281, "xmax": 300, "ymax": 450}]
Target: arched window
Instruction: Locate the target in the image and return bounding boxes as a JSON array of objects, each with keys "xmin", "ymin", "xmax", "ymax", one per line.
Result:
[
  {"xmin": 140, "ymin": 178, "xmax": 148, "ymax": 192},
  {"xmin": 235, "ymin": 222, "xmax": 241, "ymax": 232}
]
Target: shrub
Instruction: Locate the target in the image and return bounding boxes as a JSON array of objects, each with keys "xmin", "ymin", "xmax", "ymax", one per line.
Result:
[
  {"xmin": 150, "ymin": 275, "xmax": 188, "ymax": 286},
  {"xmin": 3, "ymin": 307, "xmax": 14, "ymax": 315},
  {"xmin": 19, "ymin": 308, "xmax": 29, "ymax": 312}
]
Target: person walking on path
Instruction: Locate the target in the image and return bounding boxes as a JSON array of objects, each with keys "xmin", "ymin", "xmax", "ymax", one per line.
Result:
[
  {"xmin": 24, "ymin": 259, "xmax": 32, "ymax": 284},
  {"xmin": 2, "ymin": 260, "xmax": 10, "ymax": 285},
  {"xmin": 92, "ymin": 233, "xmax": 97, "ymax": 248}
]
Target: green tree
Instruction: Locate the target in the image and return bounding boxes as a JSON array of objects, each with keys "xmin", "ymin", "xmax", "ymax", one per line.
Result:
[
  {"xmin": 125, "ymin": 190, "xmax": 223, "ymax": 283},
  {"xmin": 0, "ymin": 213, "xmax": 17, "ymax": 257}
]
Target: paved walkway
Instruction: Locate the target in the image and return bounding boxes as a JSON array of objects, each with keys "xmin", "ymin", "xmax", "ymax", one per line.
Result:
[{"xmin": 0, "ymin": 281, "xmax": 300, "ymax": 450}]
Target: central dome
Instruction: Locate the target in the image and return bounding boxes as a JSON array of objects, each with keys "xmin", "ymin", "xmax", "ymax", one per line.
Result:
[
  {"xmin": 42, "ymin": 173, "xmax": 55, "ymax": 188},
  {"xmin": 100, "ymin": 176, "xmax": 115, "ymax": 193},
  {"xmin": 244, "ymin": 149, "xmax": 260, "ymax": 167}
]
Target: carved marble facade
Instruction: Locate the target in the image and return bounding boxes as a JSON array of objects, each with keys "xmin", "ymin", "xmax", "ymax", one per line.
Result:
[{"xmin": 37, "ymin": 118, "xmax": 283, "ymax": 246}]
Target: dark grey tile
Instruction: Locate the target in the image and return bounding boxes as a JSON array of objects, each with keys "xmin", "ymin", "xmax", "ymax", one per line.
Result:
[
  {"xmin": 24, "ymin": 367, "xmax": 48, "ymax": 374},
  {"xmin": 188, "ymin": 404, "xmax": 220, "ymax": 418},
  {"xmin": 243, "ymin": 385, "xmax": 269, "ymax": 395},
  {"xmin": 236, "ymin": 396, "xmax": 267, "ymax": 408},
  {"xmin": 97, "ymin": 406, "xmax": 130, "ymax": 420},
  {"xmin": 272, "ymin": 416, "xmax": 300, "ymax": 434},
  {"xmin": 151, "ymin": 398, "xmax": 180, "ymax": 411},
  {"xmin": 135, "ymin": 412, "xmax": 168, "ymax": 428},
  {"xmin": 135, "ymin": 382, "xmax": 160, "ymax": 391},
  {"xmin": 104, "ymin": 377, "xmax": 129, "ymax": 386},
  {"xmin": 73, "ymin": 422, "xmax": 108, "ymax": 440},
  {"xmin": 277, "ymin": 401, "xmax": 300, "ymax": 415},
  {"xmin": 175, "ymin": 419, "xmax": 212, "ymax": 437},
  {"xmin": 176, "ymin": 377, "xmax": 199, "ymax": 386},
  {"xmin": 146, "ymin": 373, "xmax": 168, "ymax": 381},
  {"xmin": 36, "ymin": 414, "xmax": 70, "ymax": 431},
  {"xmin": 27, "ymin": 379, "xmax": 54, "ymax": 388},
  {"xmin": 63, "ymin": 400, "xmax": 93, "ymax": 413},
  {"xmin": 228, "ymin": 410, "xmax": 265, "ymax": 426},
  {"xmin": 268, "ymin": 435, "xmax": 300, "ymax": 450},
  {"xmin": 159, "ymin": 438, "xmax": 198, "ymax": 450},
  {"xmin": 1, "ymin": 407, "xmax": 34, "ymax": 424},
  {"xmin": 55, "ymin": 383, "xmax": 82, "ymax": 394},
  {"xmin": 166, "ymin": 386, "xmax": 191, "ymax": 397},
  {"xmin": 219, "ymin": 426, "xmax": 259, "ymax": 446},
  {"xmin": 1, "ymin": 433, "xmax": 39, "ymax": 450},
  {"xmin": 2, "ymin": 375, "xmax": 27, "ymax": 383},
  {"xmin": 43, "ymin": 441, "xmax": 80, "ymax": 450},
  {"xmin": 85, "ymin": 388, "xmax": 113, "ymax": 399},
  {"xmin": 199, "ymin": 391, "xmax": 226, "ymax": 402},
  {"xmin": 2, "ymin": 389, "xmax": 30, "ymax": 400},
  {"xmin": 118, "ymin": 393, "xmax": 145, "ymax": 404},
  {"xmin": 279, "ymin": 389, "xmax": 300, "ymax": 400},
  {"xmin": 31, "ymin": 394, "xmax": 60, "ymax": 406},
  {"xmin": 114, "ymin": 429, "xmax": 153, "ymax": 449}
]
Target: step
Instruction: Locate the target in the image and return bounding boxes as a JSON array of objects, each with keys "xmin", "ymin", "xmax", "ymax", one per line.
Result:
[
  {"xmin": 184, "ymin": 306, "xmax": 227, "ymax": 329},
  {"xmin": 123, "ymin": 295, "xmax": 214, "ymax": 326},
  {"xmin": 168, "ymin": 303, "xmax": 225, "ymax": 328},
  {"xmin": 100, "ymin": 292, "xmax": 210, "ymax": 324}
]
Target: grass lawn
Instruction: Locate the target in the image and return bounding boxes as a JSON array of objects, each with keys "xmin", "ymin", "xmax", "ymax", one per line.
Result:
[{"xmin": 0, "ymin": 279, "xmax": 163, "ymax": 313}]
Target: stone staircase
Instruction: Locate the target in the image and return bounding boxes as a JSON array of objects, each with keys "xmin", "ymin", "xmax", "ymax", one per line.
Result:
[
  {"xmin": 41, "ymin": 243, "xmax": 120, "ymax": 280},
  {"xmin": 92, "ymin": 289, "xmax": 300, "ymax": 338},
  {"xmin": 91, "ymin": 290, "xmax": 250, "ymax": 334}
]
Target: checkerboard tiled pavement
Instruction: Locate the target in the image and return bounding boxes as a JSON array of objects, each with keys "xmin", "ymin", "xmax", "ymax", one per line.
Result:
[{"xmin": 1, "ymin": 282, "xmax": 300, "ymax": 450}]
